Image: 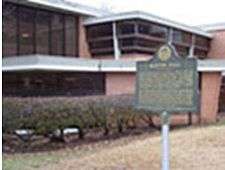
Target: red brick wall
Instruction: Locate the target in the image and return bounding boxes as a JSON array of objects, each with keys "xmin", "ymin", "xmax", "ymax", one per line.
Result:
[
  {"xmin": 200, "ymin": 72, "xmax": 222, "ymax": 123},
  {"xmin": 208, "ymin": 30, "xmax": 225, "ymax": 59},
  {"xmin": 78, "ymin": 16, "xmax": 91, "ymax": 58},
  {"xmin": 152, "ymin": 114, "xmax": 199, "ymax": 126},
  {"xmin": 105, "ymin": 71, "xmax": 223, "ymax": 124},
  {"xmin": 105, "ymin": 73, "xmax": 136, "ymax": 95}
]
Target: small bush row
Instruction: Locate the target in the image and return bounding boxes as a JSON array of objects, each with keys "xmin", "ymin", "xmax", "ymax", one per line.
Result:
[{"xmin": 3, "ymin": 95, "xmax": 157, "ymax": 141}]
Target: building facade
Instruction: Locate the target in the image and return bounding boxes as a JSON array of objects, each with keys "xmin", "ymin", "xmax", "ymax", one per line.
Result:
[{"xmin": 2, "ymin": 0, "xmax": 225, "ymax": 123}]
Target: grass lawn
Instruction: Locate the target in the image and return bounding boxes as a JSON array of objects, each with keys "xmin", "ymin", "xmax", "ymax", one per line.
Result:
[{"xmin": 3, "ymin": 123, "xmax": 225, "ymax": 170}]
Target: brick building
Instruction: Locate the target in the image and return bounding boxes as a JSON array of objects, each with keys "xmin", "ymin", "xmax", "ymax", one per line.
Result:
[{"xmin": 2, "ymin": 0, "xmax": 225, "ymax": 123}]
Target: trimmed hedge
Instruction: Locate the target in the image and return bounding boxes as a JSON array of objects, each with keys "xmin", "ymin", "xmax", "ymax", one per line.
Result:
[{"xmin": 3, "ymin": 95, "xmax": 156, "ymax": 141}]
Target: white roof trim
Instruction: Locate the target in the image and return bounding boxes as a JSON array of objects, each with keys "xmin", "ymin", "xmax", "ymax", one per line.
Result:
[
  {"xmin": 7, "ymin": 0, "xmax": 107, "ymax": 17},
  {"xmin": 198, "ymin": 23, "xmax": 225, "ymax": 32},
  {"xmin": 197, "ymin": 59, "xmax": 225, "ymax": 72},
  {"xmin": 84, "ymin": 11, "xmax": 212, "ymax": 38},
  {"xmin": 2, "ymin": 55, "xmax": 101, "ymax": 72},
  {"xmin": 3, "ymin": 56, "xmax": 225, "ymax": 73},
  {"xmin": 3, "ymin": 65, "xmax": 99, "ymax": 72},
  {"xmin": 100, "ymin": 67, "xmax": 136, "ymax": 72},
  {"xmin": 198, "ymin": 67, "xmax": 225, "ymax": 72}
]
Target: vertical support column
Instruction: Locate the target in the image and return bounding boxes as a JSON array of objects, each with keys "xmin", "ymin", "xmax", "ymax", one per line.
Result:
[
  {"xmin": 78, "ymin": 16, "xmax": 91, "ymax": 58},
  {"xmin": 161, "ymin": 111, "xmax": 170, "ymax": 170},
  {"xmin": 200, "ymin": 72, "xmax": 222, "ymax": 123},
  {"xmin": 113, "ymin": 22, "xmax": 121, "ymax": 60},
  {"xmin": 189, "ymin": 35, "xmax": 196, "ymax": 58},
  {"xmin": 219, "ymin": 73, "xmax": 225, "ymax": 113},
  {"xmin": 168, "ymin": 28, "xmax": 173, "ymax": 45},
  {"xmin": 134, "ymin": 20, "xmax": 139, "ymax": 35}
]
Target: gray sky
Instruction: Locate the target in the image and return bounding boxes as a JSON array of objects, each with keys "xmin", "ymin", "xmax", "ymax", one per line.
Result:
[{"xmin": 67, "ymin": 0, "xmax": 225, "ymax": 26}]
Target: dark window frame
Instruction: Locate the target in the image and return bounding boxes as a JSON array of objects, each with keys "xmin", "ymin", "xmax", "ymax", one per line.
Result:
[
  {"xmin": 50, "ymin": 12, "xmax": 64, "ymax": 56},
  {"xmin": 3, "ymin": 2, "xmax": 79, "ymax": 57},
  {"xmin": 36, "ymin": 9, "xmax": 50, "ymax": 55},
  {"xmin": 64, "ymin": 15, "xmax": 79, "ymax": 57},
  {"xmin": 18, "ymin": 6, "xmax": 36, "ymax": 55},
  {"xmin": 172, "ymin": 29, "xmax": 192, "ymax": 45}
]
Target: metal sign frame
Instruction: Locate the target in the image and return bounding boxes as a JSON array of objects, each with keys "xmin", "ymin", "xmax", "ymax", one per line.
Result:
[
  {"xmin": 135, "ymin": 44, "xmax": 199, "ymax": 170},
  {"xmin": 135, "ymin": 44, "xmax": 199, "ymax": 113}
]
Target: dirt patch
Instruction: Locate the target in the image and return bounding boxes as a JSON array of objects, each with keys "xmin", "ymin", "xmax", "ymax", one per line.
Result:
[
  {"xmin": 3, "ymin": 124, "xmax": 225, "ymax": 170},
  {"xmin": 3, "ymin": 126, "xmax": 159, "ymax": 154},
  {"xmin": 43, "ymin": 125, "xmax": 225, "ymax": 170}
]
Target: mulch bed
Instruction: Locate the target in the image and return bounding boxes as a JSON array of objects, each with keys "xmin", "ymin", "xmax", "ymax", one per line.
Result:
[{"xmin": 3, "ymin": 126, "xmax": 162, "ymax": 154}]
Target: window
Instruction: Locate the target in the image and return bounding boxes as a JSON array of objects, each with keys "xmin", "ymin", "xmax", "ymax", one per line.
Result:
[
  {"xmin": 86, "ymin": 19, "xmax": 210, "ymax": 58},
  {"xmin": 138, "ymin": 21, "xmax": 168, "ymax": 39},
  {"xmin": 120, "ymin": 38, "xmax": 136, "ymax": 47},
  {"xmin": 87, "ymin": 23, "xmax": 113, "ymax": 38},
  {"xmin": 3, "ymin": 3, "xmax": 78, "ymax": 57},
  {"xmin": 18, "ymin": 7, "xmax": 35, "ymax": 55},
  {"xmin": 65, "ymin": 16, "xmax": 78, "ymax": 56},
  {"xmin": 194, "ymin": 49, "xmax": 208, "ymax": 58},
  {"xmin": 117, "ymin": 21, "xmax": 135, "ymax": 35},
  {"xmin": 150, "ymin": 24, "xmax": 167, "ymax": 38},
  {"xmin": 174, "ymin": 45, "xmax": 189, "ymax": 57},
  {"xmin": 51, "ymin": 13, "xmax": 64, "ymax": 55},
  {"xmin": 173, "ymin": 29, "xmax": 192, "ymax": 44},
  {"xmin": 87, "ymin": 20, "xmax": 168, "ymax": 56},
  {"xmin": 3, "ymin": 72, "xmax": 105, "ymax": 96},
  {"xmin": 90, "ymin": 40, "xmax": 113, "ymax": 49},
  {"xmin": 3, "ymin": 3, "xmax": 17, "ymax": 56},
  {"xmin": 195, "ymin": 36, "xmax": 209, "ymax": 48},
  {"xmin": 36, "ymin": 10, "xmax": 50, "ymax": 54},
  {"xmin": 138, "ymin": 23, "xmax": 149, "ymax": 34}
]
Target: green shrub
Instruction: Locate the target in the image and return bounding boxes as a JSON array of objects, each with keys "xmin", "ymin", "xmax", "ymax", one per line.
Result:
[{"xmin": 3, "ymin": 95, "xmax": 155, "ymax": 141}]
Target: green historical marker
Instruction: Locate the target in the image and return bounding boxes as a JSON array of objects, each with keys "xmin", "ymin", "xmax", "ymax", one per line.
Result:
[
  {"xmin": 135, "ymin": 44, "xmax": 199, "ymax": 170},
  {"xmin": 135, "ymin": 45, "xmax": 199, "ymax": 112}
]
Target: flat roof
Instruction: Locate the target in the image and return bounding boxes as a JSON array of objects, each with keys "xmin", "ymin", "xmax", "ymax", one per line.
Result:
[
  {"xmin": 5, "ymin": 0, "xmax": 108, "ymax": 17},
  {"xmin": 3, "ymin": 55, "xmax": 225, "ymax": 73},
  {"xmin": 2, "ymin": 55, "xmax": 101, "ymax": 72},
  {"xmin": 198, "ymin": 22, "xmax": 225, "ymax": 32},
  {"xmin": 84, "ymin": 11, "xmax": 212, "ymax": 38}
]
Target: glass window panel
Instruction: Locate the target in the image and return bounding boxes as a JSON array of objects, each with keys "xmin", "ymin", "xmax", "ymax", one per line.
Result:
[
  {"xmin": 138, "ymin": 21, "xmax": 168, "ymax": 39},
  {"xmin": 3, "ymin": 3, "xmax": 17, "ymax": 57},
  {"xmin": 89, "ymin": 40, "xmax": 113, "ymax": 49},
  {"xmin": 175, "ymin": 45, "xmax": 189, "ymax": 57},
  {"xmin": 117, "ymin": 22, "xmax": 135, "ymax": 35},
  {"xmin": 18, "ymin": 7, "xmax": 35, "ymax": 55},
  {"xmin": 195, "ymin": 36, "xmax": 209, "ymax": 48},
  {"xmin": 138, "ymin": 23, "xmax": 149, "ymax": 34},
  {"xmin": 194, "ymin": 49, "xmax": 208, "ymax": 58},
  {"xmin": 87, "ymin": 23, "xmax": 112, "ymax": 38},
  {"xmin": 119, "ymin": 38, "xmax": 136, "ymax": 47},
  {"xmin": 65, "ymin": 16, "xmax": 77, "ymax": 56},
  {"xmin": 51, "ymin": 13, "xmax": 64, "ymax": 55},
  {"xmin": 173, "ymin": 29, "xmax": 192, "ymax": 44},
  {"xmin": 150, "ymin": 24, "xmax": 168, "ymax": 38},
  {"xmin": 36, "ymin": 10, "xmax": 50, "ymax": 54},
  {"xmin": 136, "ymin": 38, "xmax": 163, "ymax": 49}
]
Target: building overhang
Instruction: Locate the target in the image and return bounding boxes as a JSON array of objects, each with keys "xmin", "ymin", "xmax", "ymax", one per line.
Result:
[
  {"xmin": 2, "ymin": 55, "xmax": 225, "ymax": 73},
  {"xmin": 197, "ymin": 59, "xmax": 225, "ymax": 72},
  {"xmin": 84, "ymin": 11, "xmax": 212, "ymax": 38},
  {"xmin": 4, "ymin": 0, "xmax": 107, "ymax": 17},
  {"xmin": 198, "ymin": 22, "xmax": 225, "ymax": 32},
  {"xmin": 2, "ymin": 55, "xmax": 101, "ymax": 72}
]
